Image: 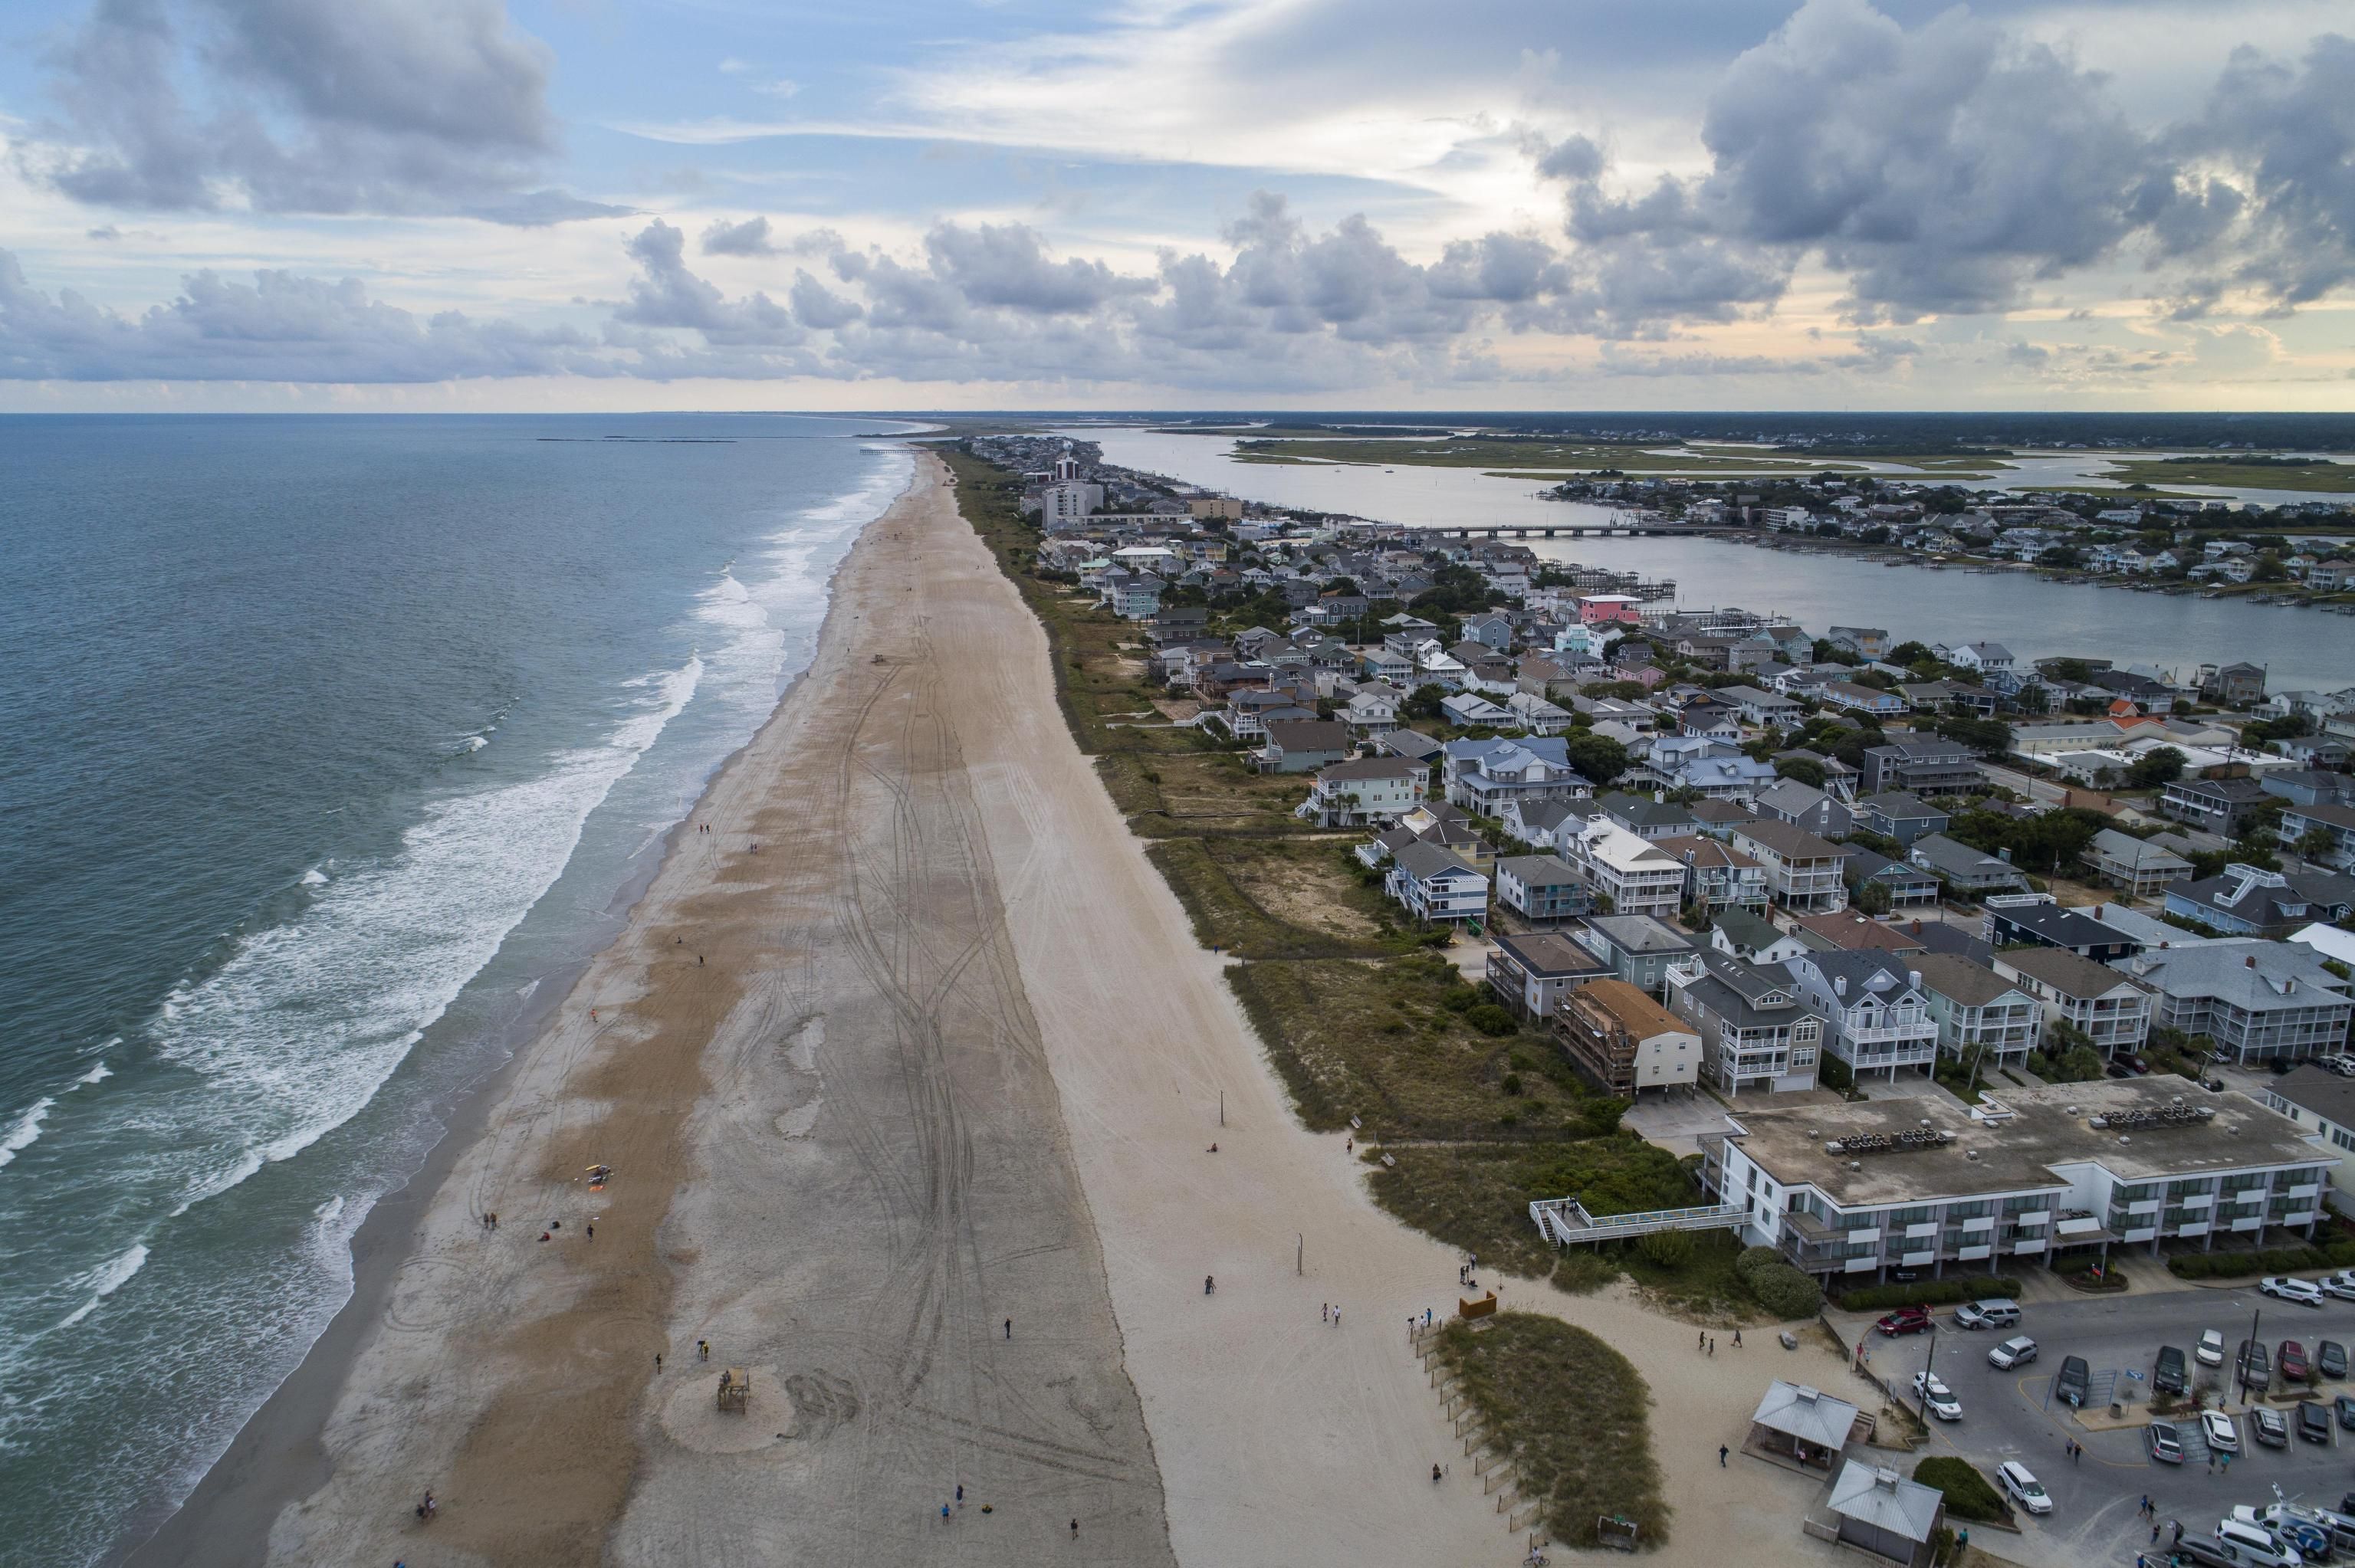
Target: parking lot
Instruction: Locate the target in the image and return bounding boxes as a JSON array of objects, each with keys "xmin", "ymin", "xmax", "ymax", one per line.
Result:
[{"xmin": 1861, "ymin": 1284, "xmax": 2355, "ymax": 1565}]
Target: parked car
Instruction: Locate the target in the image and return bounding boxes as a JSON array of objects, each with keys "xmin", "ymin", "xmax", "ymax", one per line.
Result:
[
  {"xmin": 2284, "ymin": 1340, "xmax": 2314, "ymax": 1382},
  {"xmin": 1912, "ymin": 1370, "xmax": 1962, "ymax": 1421},
  {"xmin": 2321, "ymin": 1273, "xmax": 2355, "ymax": 1303},
  {"xmin": 2170, "ymin": 1540, "xmax": 2242, "ymax": 1568},
  {"xmin": 1989, "ymin": 1335, "xmax": 2039, "ymax": 1370},
  {"xmin": 2057, "ymin": 1354, "xmax": 2091, "ymax": 1407},
  {"xmin": 2337, "ymin": 1393, "xmax": 2355, "ymax": 1431},
  {"xmin": 2299, "ymin": 1401, "xmax": 2334, "ymax": 1444},
  {"xmin": 2323, "ymin": 1340, "xmax": 2350, "ymax": 1379},
  {"xmin": 2215, "ymin": 1519, "xmax": 2304, "ymax": 1568},
  {"xmin": 2264, "ymin": 1276, "xmax": 2327, "ymax": 1307},
  {"xmin": 2321, "ymin": 1054, "xmax": 2355, "ymax": 1078},
  {"xmin": 2201, "ymin": 1328, "xmax": 2228, "ymax": 1366},
  {"xmin": 2205, "ymin": 1409, "xmax": 2243, "ymax": 1453},
  {"xmin": 1877, "ymin": 1306, "xmax": 1933, "ymax": 1337},
  {"xmin": 2146, "ymin": 1419, "xmax": 2186, "ymax": 1464},
  {"xmin": 2156, "ymin": 1344, "xmax": 2190, "ymax": 1394},
  {"xmin": 1997, "ymin": 1461, "xmax": 2052, "ymax": 1515},
  {"xmin": 1954, "ymin": 1299, "xmax": 2021, "ymax": 1330},
  {"xmin": 2242, "ymin": 1339, "xmax": 2275, "ymax": 1394},
  {"xmin": 2255, "ymin": 1405, "xmax": 2291, "ymax": 1448}
]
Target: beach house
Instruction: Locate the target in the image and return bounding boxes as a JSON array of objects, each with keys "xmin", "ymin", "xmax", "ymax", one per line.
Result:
[
  {"xmin": 1733, "ymin": 820, "xmax": 1851, "ymax": 913},
  {"xmin": 1383, "ymin": 843, "xmax": 1490, "ymax": 927},
  {"xmin": 1993, "ymin": 946, "xmax": 2153, "ymax": 1060}
]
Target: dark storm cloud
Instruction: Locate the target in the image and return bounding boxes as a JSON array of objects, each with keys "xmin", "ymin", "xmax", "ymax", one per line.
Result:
[
  {"xmin": 20, "ymin": 0, "xmax": 613, "ymax": 223},
  {"xmin": 1532, "ymin": 2, "xmax": 2355, "ymax": 326}
]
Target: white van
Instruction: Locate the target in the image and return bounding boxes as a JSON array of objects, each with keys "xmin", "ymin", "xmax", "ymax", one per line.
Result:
[{"xmin": 2216, "ymin": 1518, "xmax": 2304, "ymax": 1567}]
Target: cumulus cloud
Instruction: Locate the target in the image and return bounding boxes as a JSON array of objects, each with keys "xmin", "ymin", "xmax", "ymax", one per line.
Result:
[
  {"xmin": 2173, "ymin": 34, "xmax": 2355, "ymax": 307},
  {"xmin": 614, "ymin": 221, "xmax": 804, "ymax": 347},
  {"xmin": 18, "ymin": 0, "xmax": 615, "ymax": 223},
  {"xmin": 701, "ymin": 215, "xmax": 779, "ymax": 256},
  {"xmin": 0, "ymin": 247, "xmax": 601, "ymax": 381},
  {"xmin": 1521, "ymin": 2, "xmax": 2355, "ymax": 333}
]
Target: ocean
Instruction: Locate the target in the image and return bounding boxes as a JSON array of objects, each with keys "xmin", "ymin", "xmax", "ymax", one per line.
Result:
[{"xmin": 0, "ymin": 414, "xmax": 910, "ymax": 1565}]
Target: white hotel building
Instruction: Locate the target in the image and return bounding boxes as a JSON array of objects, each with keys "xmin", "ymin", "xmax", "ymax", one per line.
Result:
[{"xmin": 1700, "ymin": 1079, "xmax": 2334, "ymax": 1285}]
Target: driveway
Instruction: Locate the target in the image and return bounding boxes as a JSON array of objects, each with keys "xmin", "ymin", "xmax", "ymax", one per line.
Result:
[{"xmin": 1853, "ymin": 1284, "xmax": 2355, "ymax": 1566}]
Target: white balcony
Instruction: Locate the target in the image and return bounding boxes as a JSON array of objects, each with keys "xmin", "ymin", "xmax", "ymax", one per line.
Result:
[
  {"xmin": 2124, "ymin": 1226, "xmax": 2157, "ymax": 1244},
  {"xmin": 2180, "ymin": 1192, "xmax": 2214, "ymax": 1209},
  {"xmin": 1957, "ymin": 1244, "xmax": 1992, "ymax": 1261},
  {"xmin": 2013, "ymin": 1238, "xmax": 2048, "ymax": 1255},
  {"xmin": 1901, "ymin": 1250, "xmax": 1935, "ymax": 1266},
  {"xmin": 2232, "ymin": 1215, "xmax": 2263, "ymax": 1232},
  {"xmin": 1843, "ymin": 1257, "xmax": 1877, "ymax": 1273},
  {"xmin": 1905, "ymin": 1222, "xmax": 1938, "ymax": 1238},
  {"xmin": 1960, "ymin": 1215, "xmax": 1994, "ymax": 1233}
]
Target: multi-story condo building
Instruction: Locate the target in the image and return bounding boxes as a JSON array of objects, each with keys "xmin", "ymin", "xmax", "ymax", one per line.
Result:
[
  {"xmin": 1912, "ymin": 953, "xmax": 2041, "ymax": 1069},
  {"xmin": 1993, "ymin": 946, "xmax": 2153, "ymax": 1058},
  {"xmin": 1666, "ymin": 949, "xmax": 1825, "ymax": 1097},
  {"xmin": 1734, "ymin": 820, "xmax": 1851, "ymax": 914},
  {"xmin": 1701, "ymin": 1079, "xmax": 2335, "ymax": 1286},
  {"xmin": 2123, "ymin": 943, "xmax": 2355, "ymax": 1065},
  {"xmin": 1782, "ymin": 951, "xmax": 1940, "ymax": 1081}
]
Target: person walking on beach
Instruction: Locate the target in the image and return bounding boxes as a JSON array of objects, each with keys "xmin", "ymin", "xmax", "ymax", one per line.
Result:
[
  {"xmin": 1719, "ymin": 1445, "xmax": 1728, "ymax": 1468},
  {"xmin": 1004, "ymin": 1318, "xmax": 1012, "ymax": 1340},
  {"xmin": 1204, "ymin": 1275, "xmax": 1214, "ymax": 1295},
  {"xmin": 1071, "ymin": 1519, "xmax": 1079, "ymax": 1540},
  {"xmin": 1708, "ymin": 1337, "xmax": 1716, "ymax": 1356},
  {"xmin": 1322, "ymin": 1303, "xmax": 1328, "ymax": 1322},
  {"xmin": 1332, "ymin": 1306, "xmax": 1340, "ymax": 1327},
  {"xmin": 1698, "ymin": 1330, "xmax": 1706, "ymax": 1352},
  {"xmin": 1733, "ymin": 1329, "xmax": 1742, "ymax": 1348}
]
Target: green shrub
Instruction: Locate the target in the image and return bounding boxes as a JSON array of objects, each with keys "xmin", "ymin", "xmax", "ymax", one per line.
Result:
[
  {"xmin": 1637, "ymin": 1228, "xmax": 1695, "ymax": 1269},
  {"xmin": 1818, "ymin": 1054, "xmax": 1854, "ymax": 1092},
  {"xmin": 1735, "ymin": 1245, "xmax": 1782, "ymax": 1283},
  {"xmin": 1748, "ymin": 1261, "xmax": 1823, "ymax": 1318},
  {"xmin": 1500, "ymin": 1073, "xmax": 1524, "ymax": 1097},
  {"xmin": 1467, "ymin": 1003, "xmax": 1518, "ymax": 1037},
  {"xmin": 1834, "ymin": 1277, "xmax": 2022, "ymax": 1313},
  {"xmin": 2169, "ymin": 1240, "xmax": 2355, "ymax": 1280},
  {"xmin": 1581, "ymin": 1097, "xmax": 1629, "ymax": 1136},
  {"xmin": 1914, "ymin": 1457, "xmax": 2006, "ymax": 1522}
]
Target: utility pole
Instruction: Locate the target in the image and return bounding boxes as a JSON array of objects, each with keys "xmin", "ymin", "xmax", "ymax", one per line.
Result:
[
  {"xmin": 2242, "ymin": 1304, "xmax": 2262, "ymax": 1406},
  {"xmin": 1920, "ymin": 1323, "xmax": 1940, "ymax": 1426}
]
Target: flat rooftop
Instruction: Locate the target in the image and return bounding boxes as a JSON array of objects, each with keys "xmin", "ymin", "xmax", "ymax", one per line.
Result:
[{"xmin": 1725, "ymin": 1077, "xmax": 2327, "ymax": 1208}]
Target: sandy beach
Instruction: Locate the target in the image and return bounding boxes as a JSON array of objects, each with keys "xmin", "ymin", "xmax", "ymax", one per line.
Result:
[{"xmin": 133, "ymin": 449, "xmax": 1848, "ymax": 1568}]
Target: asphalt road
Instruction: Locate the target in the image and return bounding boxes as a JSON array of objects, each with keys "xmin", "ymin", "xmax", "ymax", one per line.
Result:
[{"xmin": 1867, "ymin": 1285, "xmax": 2355, "ymax": 1566}]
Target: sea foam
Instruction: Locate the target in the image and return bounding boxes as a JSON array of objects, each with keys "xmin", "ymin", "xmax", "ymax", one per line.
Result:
[
  {"xmin": 138, "ymin": 653, "xmax": 705, "ymax": 1225},
  {"xmin": 0, "ymin": 1098, "xmax": 55, "ymax": 1170}
]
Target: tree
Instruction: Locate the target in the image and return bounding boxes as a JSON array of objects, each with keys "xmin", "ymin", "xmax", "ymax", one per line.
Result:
[
  {"xmin": 1854, "ymin": 877, "xmax": 1892, "ymax": 917},
  {"xmin": 1565, "ymin": 733, "xmax": 1631, "ymax": 787},
  {"xmin": 2252, "ymin": 553, "xmax": 2289, "ymax": 583},
  {"xmin": 1777, "ymin": 756, "xmax": 1828, "ymax": 789},
  {"xmin": 1888, "ymin": 641, "xmax": 1936, "ymax": 667},
  {"xmin": 2296, "ymin": 828, "xmax": 2340, "ymax": 864},
  {"xmin": 2041, "ymin": 544, "xmax": 2084, "ymax": 568},
  {"xmin": 1936, "ymin": 714, "xmax": 2014, "ymax": 757},
  {"xmin": 1403, "ymin": 683, "xmax": 1447, "ymax": 722},
  {"xmin": 2056, "ymin": 1045, "xmax": 2107, "ymax": 1083},
  {"xmin": 2125, "ymin": 746, "xmax": 2187, "ymax": 789}
]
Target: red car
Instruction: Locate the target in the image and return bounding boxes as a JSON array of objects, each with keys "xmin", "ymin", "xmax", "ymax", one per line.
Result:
[
  {"xmin": 2281, "ymin": 1340, "xmax": 2312, "ymax": 1381},
  {"xmin": 1877, "ymin": 1307, "xmax": 1933, "ymax": 1337}
]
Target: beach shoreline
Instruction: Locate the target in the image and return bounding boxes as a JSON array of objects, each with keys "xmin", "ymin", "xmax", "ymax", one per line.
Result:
[{"xmin": 121, "ymin": 455, "xmax": 913, "ymax": 1568}]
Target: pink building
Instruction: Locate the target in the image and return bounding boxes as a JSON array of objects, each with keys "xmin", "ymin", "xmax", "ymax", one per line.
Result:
[{"xmin": 1577, "ymin": 594, "xmax": 1645, "ymax": 626}]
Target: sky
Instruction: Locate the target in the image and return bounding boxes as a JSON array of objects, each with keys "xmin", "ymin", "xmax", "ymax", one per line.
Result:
[{"xmin": 0, "ymin": 0, "xmax": 2351, "ymax": 411}]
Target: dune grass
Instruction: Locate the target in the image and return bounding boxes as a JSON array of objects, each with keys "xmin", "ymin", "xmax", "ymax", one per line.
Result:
[{"xmin": 1437, "ymin": 1313, "xmax": 1669, "ymax": 1550}]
